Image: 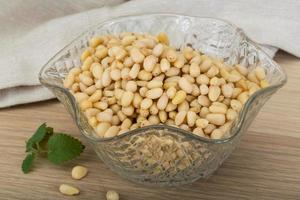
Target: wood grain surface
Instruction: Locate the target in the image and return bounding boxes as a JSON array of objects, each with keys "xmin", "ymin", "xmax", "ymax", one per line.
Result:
[{"xmin": 0, "ymin": 52, "xmax": 299, "ymax": 200}]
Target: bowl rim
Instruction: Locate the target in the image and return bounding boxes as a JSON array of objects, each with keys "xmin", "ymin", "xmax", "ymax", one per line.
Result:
[{"xmin": 39, "ymin": 13, "xmax": 288, "ymax": 144}]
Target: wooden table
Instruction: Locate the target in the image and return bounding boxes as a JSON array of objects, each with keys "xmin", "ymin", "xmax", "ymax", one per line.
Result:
[{"xmin": 0, "ymin": 52, "xmax": 299, "ymax": 200}]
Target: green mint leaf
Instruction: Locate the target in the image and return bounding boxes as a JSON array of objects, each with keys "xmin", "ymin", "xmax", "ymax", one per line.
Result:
[
  {"xmin": 26, "ymin": 123, "xmax": 51, "ymax": 152},
  {"xmin": 47, "ymin": 133, "xmax": 85, "ymax": 165},
  {"xmin": 22, "ymin": 153, "xmax": 36, "ymax": 174}
]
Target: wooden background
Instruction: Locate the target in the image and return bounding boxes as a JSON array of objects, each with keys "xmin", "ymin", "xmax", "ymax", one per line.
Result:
[{"xmin": 0, "ymin": 52, "xmax": 299, "ymax": 200}]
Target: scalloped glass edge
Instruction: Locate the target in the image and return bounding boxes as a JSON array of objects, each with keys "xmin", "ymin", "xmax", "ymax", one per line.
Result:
[{"xmin": 39, "ymin": 13, "xmax": 287, "ymax": 144}]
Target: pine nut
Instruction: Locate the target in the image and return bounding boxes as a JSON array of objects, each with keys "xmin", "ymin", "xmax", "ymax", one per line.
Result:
[
  {"xmin": 200, "ymin": 84, "xmax": 209, "ymax": 95},
  {"xmin": 166, "ymin": 49, "xmax": 177, "ymax": 62},
  {"xmin": 204, "ymin": 124, "xmax": 216, "ymax": 134},
  {"xmin": 206, "ymin": 66, "xmax": 219, "ymax": 78},
  {"xmin": 121, "ymin": 118, "xmax": 132, "ymax": 130},
  {"xmin": 81, "ymin": 57, "xmax": 93, "ymax": 71},
  {"xmin": 120, "ymin": 91, "xmax": 134, "ymax": 107},
  {"xmin": 200, "ymin": 57, "xmax": 212, "ymax": 72},
  {"xmin": 81, "ymin": 49, "xmax": 91, "ymax": 62},
  {"xmin": 138, "ymin": 70, "xmax": 152, "ymax": 81},
  {"xmin": 166, "ymin": 87, "xmax": 177, "ymax": 99},
  {"xmin": 106, "ymin": 190, "xmax": 119, "ymax": 200},
  {"xmin": 97, "ymin": 111, "xmax": 112, "ymax": 122},
  {"xmin": 247, "ymin": 71, "xmax": 260, "ymax": 84},
  {"xmin": 85, "ymin": 108, "xmax": 100, "ymax": 118},
  {"xmin": 160, "ymin": 58, "xmax": 171, "ymax": 72},
  {"xmin": 153, "ymin": 43, "xmax": 164, "ymax": 57},
  {"xmin": 146, "ymin": 88, "xmax": 163, "ymax": 99},
  {"xmin": 165, "ymin": 102, "xmax": 177, "ymax": 112},
  {"xmin": 157, "ymin": 32, "xmax": 169, "ymax": 45},
  {"xmin": 111, "ymin": 115, "xmax": 120, "ymax": 125},
  {"xmin": 63, "ymin": 74, "xmax": 75, "ymax": 88},
  {"xmin": 187, "ymin": 111, "xmax": 197, "ymax": 127},
  {"xmin": 124, "ymin": 57, "xmax": 134, "ymax": 68},
  {"xmin": 226, "ymin": 108, "xmax": 238, "ymax": 121},
  {"xmin": 89, "ymin": 37, "xmax": 103, "ymax": 48},
  {"xmin": 156, "ymin": 93, "xmax": 168, "ymax": 110},
  {"xmin": 236, "ymin": 64, "xmax": 248, "ymax": 76},
  {"xmin": 95, "ymin": 46, "xmax": 108, "ymax": 59},
  {"xmin": 206, "ymin": 113, "xmax": 226, "ymax": 125},
  {"xmin": 130, "ymin": 47, "xmax": 145, "ymax": 63},
  {"xmin": 88, "ymin": 116, "xmax": 97, "ymax": 127},
  {"xmin": 143, "ymin": 55, "xmax": 158, "ymax": 72},
  {"xmin": 147, "ymin": 80, "xmax": 163, "ymax": 89},
  {"xmin": 183, "ymin": 47, "xmax": 194, "ymax": 60},
  {"xmin": 59, "ymin": 184, "xmax": 79, "ymax": 196},
  {"xmin": 260, "ymin": 79, "xmax": 269, "ymax": 88},
  {"xmin": 122, "ymin": 35, "xmax": 136, "ymax": 46},
  {"xmin": 71, "ymin": 165, "xmax": 88, "ymax": 180},
  {"xmin": 196, "ymin": 74, "xmax": 209, "ymax": 85},
  {"xmin": 168, "ymin": 111, "xmax": 177, "ymax": 120},
  {"xmin": 255, "ymin": 67, "xmax": 266, "ymax": 80},
  {"xmin": 190, "ymin": 55, "xmax": 201, "ymax": 64},
  {"xmin": 141, "ymin": 98, "xmax": 153, "ymax": 109},
  {"xmin": 159, "ymin": 110, "xmax": 167, "ymax": 123},
  {"xmin": 230, "ymin": 99, "xmax": 242, "ymax": 111},
  {"xmin": 189, "ymin": 62, "xmax": 200, "ymax": 77},
  {"xmin": 94, "ymin": 101, "xmax": 108, "ymax": 110},
  {"xmin": 74, "ymin": 92, "xmax": 89, "ymax": 103},
  {"xmin": 208, "ymin": 86, "xmax": 221, "ymax": 101},
  {"xmin": 178, "ymin": 77, "xmax": 193, "ymax": 94},
  {"xmin": 129, "ymin": 63, "xmax": 140, "ymax": 79},
  {"xmin": 125, "ymin": 81, "xmax": 137, "ymax": 92},
  {"xmin": 88, "ymin": 90, "xmax": 102, "ymax": 102},
  {"xmin": 80, "ymin": 100, "xmax": 92, "ymax": 111},
  {"xmin": 117, "ymin": 111, "xmax": 126, "ymax": 121},
  {"xmin": 121, "ymin": 67, "xmax": 130, "ymax": 80},
  {"xmin": 237, "ymin": 91, "xmax": 249, "ymax": 104},
  {"xmin": 165, "ymin": 67, "xmax": 180, "ymax": 76},
  {"xmin": 174, "ymin": 54, "xmax": 185, "ymax": 68},
  {"xmin": 102, "ymin": 68, "xmax": 111, "ymax": 87},
  {"xmin": 110, "ymin": 69, "xmax": 121, "ymax": 81},
  {"xmin": 178, "ymin": 101, "xmax": 189, "ymax": 112},
  {"xmin": 139, "ymin": 109, "xmax": 149, "ymax": 118},
  {"xmin": 148, "ymin": 115, "xmax": 160, "ymax": 125},
  {"xmin": 196, "ymin": 118, "xmax": 209, "ymax": 128},
  {"xmin": 210, "ymin": 129, "xmax": 224, "ymax": 139},
  {"xmin": 152, "ymin": 64, "xmax": 161, "ymax": 76},
  {"xmin": 198, "ymin": 95, "xmax": 210, "ymax": 107},
  {"xmin": 193, "ymin": 127, "xmax": 205, "ymax": 137},
  {"xmin": 79, "ymin": 74, "xmax": 93, "ymax": 86},
  {"xmin": 172, "ymin": 90, "xmax": 187, "ymax": 105},
  {"xmin": 133, "ymin": 93, "xmax": 142, "ymax": 108},
  {"xmin": 104, "ymin": 126, "xmax": 120, "ymax": 138},
  {"xmin": 122, "ymin": 106, "xmax": 134, "ymax": 116},
  {"xmin": 209, "ymin": 104, "xmax": 227, "ymax": 114},
  {"xmin": 175, "ymin": 111, "xmax": 187, "ymax": 126},
  {"xmin": 221, "ymin": 84, "xmax": 233, "ymax": 98},
  {"xmin": 139, "ymin": 87, "xmax": 148, "ymax": 97},
  {"xmin": 150, "ymin": 104, "xmax": 159, "ymax": 115}
]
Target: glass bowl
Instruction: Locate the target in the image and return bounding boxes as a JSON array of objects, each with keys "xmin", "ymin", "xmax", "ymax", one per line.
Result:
[{"xmin": 39, "ymin": 14, "xmax": 287, "ymax": 186}]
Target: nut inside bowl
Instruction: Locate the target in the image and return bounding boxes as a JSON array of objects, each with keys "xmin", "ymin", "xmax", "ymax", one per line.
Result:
[{"xmin": 39, "ymin": 14, "xmax": 287, "ymax": 186}]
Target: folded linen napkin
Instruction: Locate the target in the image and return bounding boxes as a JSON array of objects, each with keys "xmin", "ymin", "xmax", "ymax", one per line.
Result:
[{"xmin": 1, "ymin": 0, "xmax": 299, "ymax": 108}]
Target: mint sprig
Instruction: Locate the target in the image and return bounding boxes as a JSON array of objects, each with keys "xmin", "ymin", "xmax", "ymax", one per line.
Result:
[
  {"xmin": 22, "ymin": 123, "xmax": 85, "ymax": 173},
  {"xmin": 47, "ymin": 133, "xmax": 85, "ymax": 164}
]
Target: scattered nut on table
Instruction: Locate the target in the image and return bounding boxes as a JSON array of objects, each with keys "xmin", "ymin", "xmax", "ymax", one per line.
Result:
[
  {"xmin": 71, "ymin": 165, "xmax": 88, "ymax": 180},
  {"xmin": 59, "ymin": 184, "xmax": 80, "ymax": 196},
  {"xmin": 106, "ymin": 190, "xmax": 119, "ymax": 200},
  {"xmin": 63, "ymin": 32, "xmax": 269, "ymax": 140}
]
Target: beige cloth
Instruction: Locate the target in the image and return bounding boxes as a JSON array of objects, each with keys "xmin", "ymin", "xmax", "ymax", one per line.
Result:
[{"xmin": 1, "ymin": 0, "xmax": 300, "ymax": 108}]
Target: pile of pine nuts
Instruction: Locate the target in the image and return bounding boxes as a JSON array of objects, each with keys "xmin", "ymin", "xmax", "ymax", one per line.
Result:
[{"xmin": 63, "ymin": 32, "xmax": 269, "ymax": 139}]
